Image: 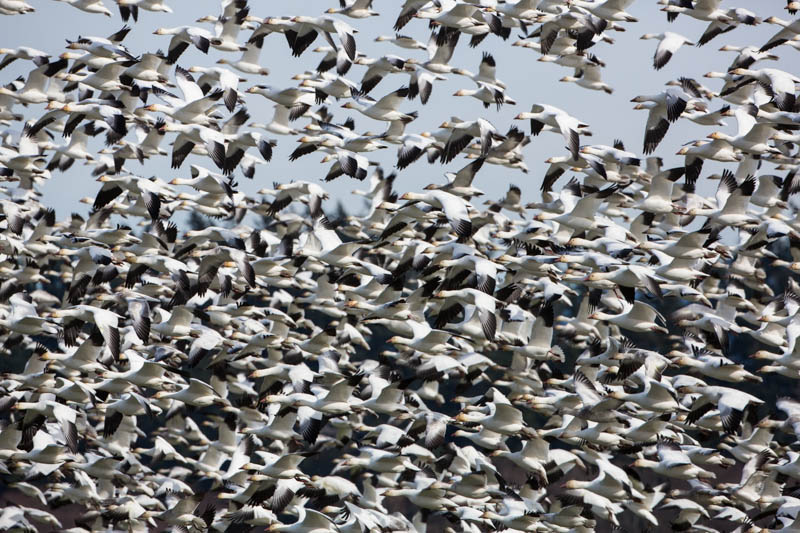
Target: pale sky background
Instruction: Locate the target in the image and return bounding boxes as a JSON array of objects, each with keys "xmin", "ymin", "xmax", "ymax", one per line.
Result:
[{"xmin": 1, "ymin": 0, "xmax": 797, "ymax": 219}]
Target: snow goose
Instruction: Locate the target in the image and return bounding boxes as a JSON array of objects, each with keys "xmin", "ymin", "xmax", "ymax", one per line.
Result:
[
  {"xmin": 415, "ymin": 1, "xmax": 496, "ymax": 36},
  {"xmin": 0, "ymin": 61, "xmax": 57, "ymax": 105},
  {"xmin": 435, "ymin": 287, "xmax": 498, "ymax": 340},
  {"xmin": 287, "ymin": 15, "xmax": 358, "ymax": 62},
  {"xmin": 11, "ymin": 394, "xmax": 79, "ymax": 453},
  {"xmin": 393, "ymin": 0, "xmax": 429, "ymax": 29},
  {"xmin": 355, "ymin": 54, "xmax": 409, "ymax": 94},
  {"xmin": 0, "ymin": 0, "xmax": 35, "ymax": 14},
  {"xmin": 149, "ymin": 304, "xmax": 194, "ymax": 339},
  {"xmin": 492, "ymin": 0, "xmax": 542, "ymax": 22},
  {"xmin": 437, "ymin": 253, "xmax": 500, "ymax": 295},
  {"xmin": 640, "ymin": 32, "xmax": 695, "ymax": 70},
  {"xmin": 554, "ymin": 482, "xmax": 623, "ymax": 525},
  {"xmin": 44, "ymin": 124, "xmax": 96, "ymax": 171},
  {"xmin": 342, "ymin": 87, "xmax": 416, "ymax": 122},
  {"xmin": 537, "ymin": 182, "xmax": 621, "ymax": 233},
  {"xmin": 534, "ymin": 7, "xmax": 615, "ymax": 54},
  {"xmin": 490, "ymin": 436, "xmax": 549, "ymax": 485},
  {"xmin": 715, "ymin": 423, "xmax": 776, "ymax": 464},
  {"xmin": 144, "ymin": 66, "xmax": 225, "ymax": 125},
  {"xmin": 632, "ymin": 442, "xmax": 715, "ymax": 480},
  {"xmin": 758, "ymin": 362, "xmax": 800, "ymax": 379},
  {"xmin": 384, "ymin": 477, "xmax": 458, "ymax": 511},
  {"xmin": 265, "ymin": 180, "xmax": 329, "ymax": 215},
  {"xmin": 452, "ymin": 52, "xmax": 507, "ymax": 89},
  {"xmin": 674, "ymin": 351, "xmax": 761, "ymax": 383},
  {"xmin": 154, "ymin": 378, "xmax": 229, "ymax": 407},
  {"xmin": 322, "ymin": 149, "xmax": 370, "ymax": 181},
  {"xmin": 40, "ymin": 334, "xmax": 105, "ymax": 375},
  {"xmin": 563, "ymin": 469, "xmax": 645, "ymax": 504},
  {"xmin": 682, "ymin": 104, "xmax": 732, "ymax": 127},
  {"xmin": 760, "ymin": 15, "xmax": 800, "ymax": 52},
  {"xmin": 682, "ymin": 382, "xmax": 764, "ymax": 434},
  {"xmin": 403, "ymin": 65, "xmax": 446, "ymax": 105},
  {"xmin": 453, "ymin": 81, "xmax": 515, "ymax": 110},
  {"xmin": 633, "ymin": 167, "xmax": 685, "ymax": 214},
  {"xmin": 607, "ymin": 377, "xmax": 680, "ymax": 413},
  {"xmin": 400, "ymin": 189, "xmax": 473, "ymax": 239},
  {"xmin": 117, "ymin": 0, "xmax": 172, "ymax": 22},
  {"xmin": 0, "ymin": 47, "xmax": 48, "ymax": 71},
  {"xmin": 570, "ymin": 0, "xmax": 638, "ymax": 22},
  {"xmin": 332, "ymin": 447, "xmax": 419, "ymax": 475},
  {"xmin": 387, "ymin": 319, "xmax": 454, "ymax": 354},
  {"xmin": 480, "ymin": 499, "xmax": 550, "ymax": 530},
  {"xmin": 43, "ymin": 99, "xmax": 128, "ymax": 143},
  {"xmin": 590, "ymin": 300, "xmax": 668, "ymax": 333},
  {"xmin": 51, "ymin": 304, "xmax": 122, "ymax": 359},
  {"xmin": 501, "ymin": 302, "xmax": 562, "ymax": 361},
  {"xmin": 311, "ymin": 42, "xmax": 357, "ymax": 76},
  {"xmin": 719, "ymin": 44, "xmax": 779, "ymax": 71},
  {"xmin": 438, "ymin": 117, "xmax": 499, "ymax": 162},
  {"xmin": 63, "ymin": 25, "xmax": 133, "ymax": 56},
  {"xmin": 98, "ymin": 349, "xmax": 174, "ymax": 391},
  {"xmin": 408, "ymin": 27, "xmax": 459, "ymax": 79},
  {"xmin": 356, "ymin": 377, "xmax": 409, "ymax": 417},
  {"xmin": 484, "ymin": 181, "xmax": 525, "ymax": 215},
  {"xmin": 203, "ymin": 2, "xmax": 250, "ymax": 53},
  {"xmin": 677, "ymin": 139, "xmax": 743, "ymax": 183},
  {"xmin": 247, "ymin": 85, "xmax": 315, "ymax": 120},
  {"xmin": 101, "ymin": 392, "xmax": 161, "ymax": 438},
  {"xmin": 659, "ymin": 0, "xmax": 731, "ymax": 24},
  {"xmin": 267, "ymin": 378, "xmax": 362, "ymax": 417},
  {"xmin": 162, "ymin": 121, "xmax": 226, "ymax": 171},
  {"xmin": 169, "ymin": 164, "xmax": 230, "ymax": 195},
  {"xmin": 247, "ymin": 106, "xmax": 298, "ymax": 138},
  {"xmin": 763, "ymin": 451, "xmax": 800, "ymax": 483},
  {"xmin": 394, "ymin": 132, "xmax": 439, "ymax": 169},
  {"xmin": 58, "ymin": 60, "xmax": 133, "ymax": 92},
  {"xmin": 631, "ymin": 82, "xmax": 706, "ymax": 128},
  {"xmin": 123, "ymin": 52, "xmax": 169, "ymax": 84},
  {"xmin": 560, "ymin": 64, "xmax": 614, "ymax": 94},
  {"xmin": 328, "ymin": 0, "xmax": 378, "ymax": 19},
  {"xmin": 515, "ymin": 103, "xmax": 588, "ymax": 160},
  {"xmin": 651, "ymin": 249, "xmax": 709, "ymax": 283},
  {"xmin": 192, "ymin": 244, "xmax": 256, "ymax": 289},
  {"xmin": 54, "ymin": 0, "xmax": 112, "ymax": 16},
  {"xmin": 298, "ymin": 72, "xmax": 359, "ymax": 103},
  {"xmin": 10, "ymin": 432, "xmax": 73, "ymax": 473},
  {"xmin": 153, "ymin": 25, "xmax": 214, "ymax": 64},
  {"xmin": 729, "ymin": 67, "xmax": 800, "ymax": 111},
  {"xmin": 694, "ymin": 8, "xmax": 760, "ymax": 47},
  {"xmin": 0, "ymin": 293, "xmax": 57, "ymax": 337},
  {"xmin": 374, "ymin": 33, "xmax": 427, "ymax": 50},
  {"xmin": 187, "ymin": 65, "xmax": 243, "ymax": 112},
  {"xmin": 105, "ymin": 119, "xmax": 168, "ymax": 174},
  {"xmin": 688, "ymin": 170, "xmax": 758, "ymax": 227},
  {"xmin": 217, "ymin": 36, "xmax": 269, "ymax": 76},
  {"xmin": 539, "ymin": 46, "xmax": 608, "ymax": 71}
]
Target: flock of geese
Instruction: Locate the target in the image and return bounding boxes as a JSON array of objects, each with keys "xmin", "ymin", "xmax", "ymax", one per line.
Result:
[{"xmin": 2, "ymin": 0, "xmax": 800, "ymax": 531}]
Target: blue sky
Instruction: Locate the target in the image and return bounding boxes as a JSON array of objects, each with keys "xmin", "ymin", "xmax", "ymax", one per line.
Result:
[{"xmin": 2, "ymin": 0, "xmax": 796, "ymax": 218}]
